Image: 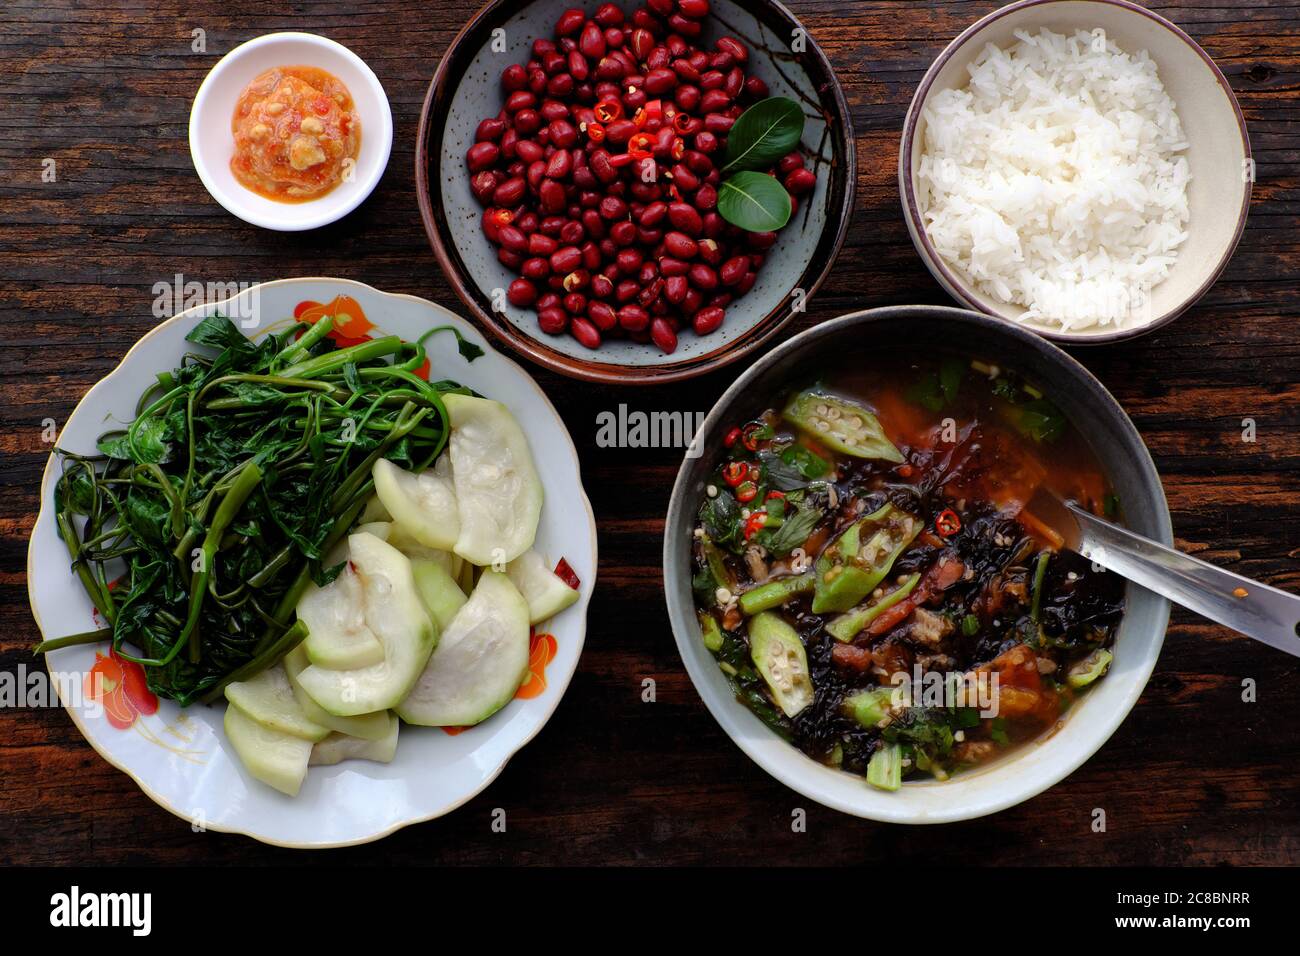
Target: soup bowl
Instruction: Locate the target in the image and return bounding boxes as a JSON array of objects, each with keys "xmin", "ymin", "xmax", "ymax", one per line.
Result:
[{"xmin": 663, "ymin": 305, "xmax": 1171, "ymax": 822}]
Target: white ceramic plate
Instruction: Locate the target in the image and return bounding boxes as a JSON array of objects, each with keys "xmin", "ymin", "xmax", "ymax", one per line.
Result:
[
  {"xmin": 189, "ymin": 33, "xmax": 393, "ymax": 231},
  {"xmin": 27, "ymin": 278, "xmax": 596, "ymax": 848}
]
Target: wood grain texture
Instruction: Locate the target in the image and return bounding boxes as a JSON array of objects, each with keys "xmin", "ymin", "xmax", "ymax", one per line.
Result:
[{"xmin": 1, "ymin": 0, "xmax": 1297, "ymax": 866}]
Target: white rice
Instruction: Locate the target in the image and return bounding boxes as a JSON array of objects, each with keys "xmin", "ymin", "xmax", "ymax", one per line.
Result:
[{"xmin": 917, "ymin": 27, "xmax": 1191, "ymax": 331}]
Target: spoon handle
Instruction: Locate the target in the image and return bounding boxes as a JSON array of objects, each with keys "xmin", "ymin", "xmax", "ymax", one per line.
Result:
[{"xmin": 1071, "ymin": 505, "xmax": 1300, "ymax": 658}]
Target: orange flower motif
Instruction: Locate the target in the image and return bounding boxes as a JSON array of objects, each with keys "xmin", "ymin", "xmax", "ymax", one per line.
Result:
[
  {"xmin": 515, "ymin": 631, "xmax": 557, "ymax": 700},
  {"xmin": 294, "ymin": 294, "xmax": 374, "ymax": 347},
  {"xmin": 85, "ymin": 650, "xmax": 158, "ymax": 730}
]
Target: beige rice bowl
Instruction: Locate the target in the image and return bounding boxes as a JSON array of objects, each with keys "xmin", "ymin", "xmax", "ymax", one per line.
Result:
[{"xmin": 917, "ymin": 27, "xmax": 1190, "ymax": 331}]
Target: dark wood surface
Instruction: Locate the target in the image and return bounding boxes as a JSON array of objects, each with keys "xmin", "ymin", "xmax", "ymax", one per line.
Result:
[{"xmin": 1, "ymin": 0, "xmax": 1297, "ymax": 866}]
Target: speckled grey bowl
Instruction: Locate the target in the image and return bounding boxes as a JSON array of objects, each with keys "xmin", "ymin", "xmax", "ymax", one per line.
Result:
[{"xmin": 416, "ymin": 0, "xmax": 854, "ymax": 384}]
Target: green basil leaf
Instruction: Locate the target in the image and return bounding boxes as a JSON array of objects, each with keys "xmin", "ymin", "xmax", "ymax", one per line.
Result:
[
  {"xmin": 721, "ymin": 97, "xmax": 805, "ymax": 173},
  {"xmin": 717, "ymin": 171, "xmax": 792, "ymax": 232}
]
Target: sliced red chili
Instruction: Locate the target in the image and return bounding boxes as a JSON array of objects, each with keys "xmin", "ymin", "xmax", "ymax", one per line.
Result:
[
  {"xmin": 935, "ymin": 508, "xmax": 962, "ymax": 537},
  {"xmin": 673, "ymin": 112, "xmax": 693, "ymax": 134},
  {"xmin": 735, "ymin": 481, "xmax": 758, "ymax": 503},
  {"xmin": 744, "ymin": 511, "xmax": 768, "ymax": 539},
  {"xmin": 723, "ymin": 426, "xmax": 742, "ymax": 448},
  {"xmin": 554, "ymin": 557, "xmax": 581, "ymax": 590},
  {"xmin": 746, "ymin": 463, "xmax": 760, "ymax": 482},
  {"xmin": 585, "ymin": 121, "xmax": 606, "ymax": 142},
  {"xmin": 764, "ymin": 490, "xmax": 786, "ymax": 503},
  {"xmin": 594, "ymin": 100, "xmax": 622, "ymax": 123},
  {"xmin": 741, "ymin": 422, "xmax": 764, "ymax": 452},
  {"xmin": 628, "ymin": 133, "xmax": 655, "ymax": 159},
  {"xmin": 721, "ymin": 461, "xmax": 747, "ymax": 487},
  {"xmin": 670, "ymin": 136, "xmax": 686, "ymax": 160},
  {"xmin": 491, "ymin": 208, "xmax": 513, "ymax": 225}
]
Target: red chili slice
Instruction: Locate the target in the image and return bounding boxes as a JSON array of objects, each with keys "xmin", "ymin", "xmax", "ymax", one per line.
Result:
[
  {"xmin": 721, "ymin": 461, "xmax": 747, "ymax": 487},
  {"xmin": 594, "ymin": 101, "xmax": 622, "ymax": 123},
  {"xmin": 935, "ymin": 508, "xmax": 962, "ymax": 537},
  {"xmin": 735, "ymin": 481, "xmax": 758, "ymax": 503},
  {"xmin": 744, "ymin": 511, "xmax": 768, "ymax": 539},
  {"xmin": 554, "ymin": 558, "xmax": 580, "ymax": 590},
  {"xmin": 723, "ymin": 426, "xmax": 742, "ymax": 448},
  {"xmin": 585, "ymin": 121, "xmax": 606, "ymax": 142}
]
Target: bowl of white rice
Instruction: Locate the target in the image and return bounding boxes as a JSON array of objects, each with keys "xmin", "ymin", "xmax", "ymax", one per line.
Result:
[{"xmin": 899, "ymin": 0, "xmax": 1251, "ymax": 342}]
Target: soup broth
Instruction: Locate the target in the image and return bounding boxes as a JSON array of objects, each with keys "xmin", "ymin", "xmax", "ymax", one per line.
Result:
[{"xmin": 690, "ymin": 354, "xmax": 1124, "ymax": 789}]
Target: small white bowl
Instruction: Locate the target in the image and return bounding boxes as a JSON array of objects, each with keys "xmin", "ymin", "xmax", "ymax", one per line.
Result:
[
  {"xmin": 189, "ymin": 32, "xmax": 393, "ymax": 231},
  {"xmin": 899, "ymin": 0, "xmax": 1251, "ymax": 343}
]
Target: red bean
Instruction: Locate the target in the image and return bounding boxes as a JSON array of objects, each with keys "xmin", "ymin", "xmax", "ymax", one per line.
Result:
[
  {"xmin": 659, "ymin": 256, "xmax": 689, "ymax": 277},
  {"xmin": 522, "ymin": 257, "xmax": 550, "ymax": 279},
  {"xmin": 595, "ymin": 2, "xmax": 623, "ymax": 26},
  {"xmin": 598, "ymin": 195, "xmax": 628, "ymax": 219},
  {"xmin": 697, "ymin": 237, "xmax": 722, "ymax": 265},
  {"xmin": 747, "ymin": 230, "xmax": 778, "ymax": 250},
  {"xmin": 466, "ymin": 142, "xmax": 500, "ymax": 172},
  {"xmin": 664, "ymin": 231, "xmax": 698, "ymax": 259},
  {"xmin": 470, "ymin": 170, "xmax": 500, "ymax": 201},
  {"xmin": 497, "ymin": 223, "xmax": 527, "ymax": 252},
  {"xmin": 559, "ymin": 220, "xmax": 585, "ymax": 244},
  {"xmin": 704, "ymin": 112, "xmax": 734, "ymax": 134},
  {"xmin": 694, "ymin": 184, "xmax": 718, "ymax": 210},
  {"xmin": 538, "ymin": 307, "xmax": 569, "ymax": 334},
  {"xmin": 700, "ymin": 89, "xmax": 730, "ymax": 113},
  {"xmin": 688, "ymin": 263, "xmax": 718, "ymax": 290},
  {"xmin": 615, "ymin": 279, "xmax": 640, "ymax": 302},
  {"xmin": 668, "ymin": 13, "xmax": 701, "ymax": 37},
  {"xmin": 615, "ymin": 247, "xmax": 644, "ymax": 274},
  {"xmin": 650, "ymin": 317, "xmax": 678, "ymax": 353},
  {"xmin": 539, "ymin": 178, "xmax": 566, "ymax": 213},
  {"xmin": 618, "ymin": 304, "xmax": 650, "ymax": 331},
  {"xmin": 630, "ymin": 27, "xmax": 655, "ymax": 60},
  {"xmin": 647, "ymin": 0, "xmax": 673, "ymax": 15},
  {"xmin": 644, "ymin": 67, "xmax": 677, "ymax": 96},
  {"xmin": 778, "ymin": 151, "xmax": 804, "ymax": 175},
  {"xmin": 507, "ymin": 278, "xmax": 537, "ymax": 306},
  {"xmin": 505, "ymin": 90, "xmax": 537, "ymax": 113},
  {"xmin": 735, "ymin": 271, "xmax": 757, "ymax": 296},
  {"xmin": 674, "ymin": 84, "xmax": 701, "ymax": 112},
  {"xmin": 579, "ymin": 22, "xmax": 607, "ymax": 59},
  {"xmin": 609, "ymin": 219, "xmax": 637, "ymax": 245},
  {"xmin": 716, "ymin": 37, "xmax": 748, "ymax": 63},
  {"xmin": 692, "ymin": 305, "xmax": 725, "ymax": 334},
  {"xmin": 785, "ymin": 168, "xmax": 816, "ymax": 195},
  {"xmin": 664, "ymin": 274, "xmax": 689, "ymax": 304},
  {"xmin": 590, "ymin": 273, "xmax": 615, "ymax": 299},
  {"xmin": 514, "ymin": 109, "xmax": 541, "ymax": 134},
  {"xmin": 745, "ymin": 76, "xmax": 770, "ymax": 100},
  {"xmin": 562, "ymin": 268, "xmax": 590, "ymax": 292},
  {"xmin": 720, "ymin": 255, "xmax": 749, "ymax": 286},
  {"xmin": 556, "ymin": 8, "xmax": 585, "ymax": 35},
  {"xmin": 571, "ymin": 316, "xmax": 601, "ymax": 348},
  {"xmin": 670, "ymin": 163, "xmax": 700, "ymax": 191},
  {"xmin": 679, "ymin": 0, "xmax": 709, "ymax": 18},
  {"xmin": 588, "ymin": 300, "xmax": 617, "ymax": 330},
  {"xmin": 667, "ymin": 202, "xmax": 702, "ymax": 234},
  {"xmin": 502, "ymin": 63, "xmax": 527, "ymax": 91},
  {"xmin": 551, "ymin": 246, "xmax": 582, "ymax": 273}
]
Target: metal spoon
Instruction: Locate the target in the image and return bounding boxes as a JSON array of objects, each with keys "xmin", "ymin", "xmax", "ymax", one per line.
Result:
[{"xmin": 1028, "ymin": 487, "xmax": 1300, "ymax": 658}]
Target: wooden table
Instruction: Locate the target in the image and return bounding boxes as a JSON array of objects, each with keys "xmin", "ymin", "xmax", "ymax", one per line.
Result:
[{"xmin": 2, "ymin": 0, "xmax": 1296, "ymax": 866}]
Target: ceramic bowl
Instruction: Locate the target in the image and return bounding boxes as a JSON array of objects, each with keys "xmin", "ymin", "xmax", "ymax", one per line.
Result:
[
  {"xmin": 27, "ymin": 278, "xmax": 596, "ymax": 847},
  {"xmin": 416, "ymin": 0, "xmax": 855, "ymax": 383},
  {"xmin": 899, "ymin": 0, "xmax": 1251, "ymax": 343},
  {"xmin": 189, "ymin": 32, "xmax": 393, "ymax": 231},
  {"xmin": 663, "ymin": 305, "xmax": 1172, "ymax": 822}
]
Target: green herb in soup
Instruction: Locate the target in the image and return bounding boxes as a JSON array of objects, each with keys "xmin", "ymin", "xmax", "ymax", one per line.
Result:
[{"xmin": 691, "ymin": 356, "xmax": 1124, "ymax": 789}]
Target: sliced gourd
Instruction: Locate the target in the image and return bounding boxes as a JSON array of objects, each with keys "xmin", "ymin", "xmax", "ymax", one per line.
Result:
[
  {"xmin": 224, "ymin": 663, "xmax": 329, "ymax": 742},
  {"xmin": 396, "ymin": 571, "xmax": 530, "ymax": 727},
  {"xmin": 224, "ymin": 703, "xmax": 313, "ymax": 797},
  {"xmin": 410, "ymin": 558, "xmax": 468, "ymax": 631},
  {"xmin": 783, "ymin": 389, "xmax": 904, "ymax": 462},
  {"xmin": 309, "ymin": 713, "xmax": 400, "ymax": 766},
  {"xmin": 506, "ymin": 549, "xmax": 579, "ymax": 624},
  {"xmin": 295, "ymin": 532, "xmax": 437, "ymax": 717},
  {"xmin": 298, "ymin": 560, "xmax": 385, "ymax": 670},
  {"xmin": 355, "ymin": 520, "xmax": 391, "ymax": 541},
  {"xmin": 443, "ymin": 394, "xmax": 543, "ymax": 566},
  {"xmin": 360, "ymin": 494, "xmax": 391, "ymax": 524},
  {"xmin": 748, "ymin": 611, "xmax": 813, "ymax": 718},
  {"xmin": 373, "ymin": 456, "xmax": 459, "ymax": 551},
  {"xmin": 283, "ymin": 645, "xmax": 393, "ymax": 741}
]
